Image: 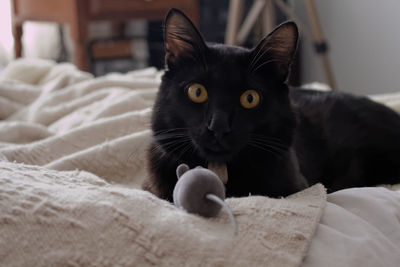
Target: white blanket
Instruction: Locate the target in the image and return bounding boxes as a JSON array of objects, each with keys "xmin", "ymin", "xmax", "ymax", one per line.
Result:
[
  {"xmin": 0, "ymin": 59, "xmax": 158, "ymax": 188},
  {"xmin": 304, "ymin": 187, "xmax": 400, "ymax": 267},
  {"xmin": 0, "ymin": 59, "xmax": 399, "ymax": 266}
]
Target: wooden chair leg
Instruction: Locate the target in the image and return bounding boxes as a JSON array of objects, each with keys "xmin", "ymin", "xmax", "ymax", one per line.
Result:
[
  {"xmin": 12, "ymin": 22, "xmax": 23, "ymax": 58},
  {"xmin": 263, "ymin": 0, "xmax": 275, "ymax": 34},
  {"xmin": 236, "ymin": 0, "xmax": 266, "ymax": 45},
  {"xmin": 73, "ymin": 40, "xmax": 88, "ymax": 71},
  {"xmin": 69, "ymin": 0, "xmax": 89, "ymax": 71},
  {"xmin": 70, "ymin": 19, "xmax": 89, "ymax": 71},
  {"xmin": 225, "ymin": 0, "xmax": 244, "ymax": 45}
]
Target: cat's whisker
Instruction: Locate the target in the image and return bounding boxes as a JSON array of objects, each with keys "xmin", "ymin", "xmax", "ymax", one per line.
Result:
[
  {"xmin": 152, "ymin": 128, "xmax": 191, "ymax": 144},
  {"xmin": 247, "ymin": 141, "xmax": 282, "ymax": 158},
  {"xmin": 150, "ymin": 133, "xmax": 188, "ymax": 149},
  {"xmin": 175, "ymin": 142, "xmax": 195, "ymax": 162},
  {"xmin": 248, "ymin": 134, "xmax": 288, "ymax": 156},
  {"xmin": 153, "ymin": 134, "xmax": 190, "ymax": 142},
  {"xmin": 251, "ymin": 145, "xmax": 286, "ymax": 157},
  {"xmin": 156, "ymin": 137, "xmax": 191, "ymax": 152},
  {"xmin": 251, "ymin": 135, "xmax": 287, "ymax": 147},
  {"xmin": 249, "ymin": 140, "xmax": 286, "ymax": 155},
  {"xmin": 150, "ymin": 128, "xmax": 195, "ymax": 165},
  {"xmin": 148, "ymin": 140, "xmax": 189, "ymax": 167},
  {"xmin": 166, "ymin": 140, "xmax": 193, "ymax": 160},
  {"xmin": 152, "ymin": 127, "xmax": 190, "ymax": 135},
  {"xmin": 250, "ymin": 134, "xmax": 288, "ymax": 149},
  {"xmin": 155, "ymin": 140, "xmax": 187, "ymax": 152},
  {"xmin": 250, "ymin": 134, "xmax": 286, "ymax": 144},
  {"xmin": 250, "ymin": 139, "xmax": 288, "ymax": 152}
]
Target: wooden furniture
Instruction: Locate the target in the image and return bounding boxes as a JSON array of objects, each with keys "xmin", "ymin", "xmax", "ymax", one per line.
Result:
[{"xmin": 11, "ymin": 0, "xmax": 199, "ymax": 71}]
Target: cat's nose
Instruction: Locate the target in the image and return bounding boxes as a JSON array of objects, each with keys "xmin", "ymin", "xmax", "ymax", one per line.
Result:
[{"xmin": 207, "ymin": 112, "xmax": 231, "ymax": 139}]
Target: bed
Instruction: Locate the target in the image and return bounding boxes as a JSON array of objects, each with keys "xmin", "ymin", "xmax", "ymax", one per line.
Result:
[{"xmin": 0, "ymin": 59, "xmax": 399, "ymax": 266}]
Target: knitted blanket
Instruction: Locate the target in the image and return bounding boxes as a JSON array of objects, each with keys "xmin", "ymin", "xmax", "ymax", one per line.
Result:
[{"xmin": 0, "ymin": 161, "xmax": 326, "ymax": 266}]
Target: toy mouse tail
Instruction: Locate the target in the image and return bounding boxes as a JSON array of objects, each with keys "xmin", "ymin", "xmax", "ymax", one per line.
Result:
[{"xmin": 206, "ymin": 194, "xmax": 238, "ymax": 236}]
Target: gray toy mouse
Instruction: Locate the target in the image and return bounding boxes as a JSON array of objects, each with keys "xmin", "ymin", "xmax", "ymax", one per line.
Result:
[{"xmin": 173, "ymin": 164, "xmax": 238, "ymax": 234}]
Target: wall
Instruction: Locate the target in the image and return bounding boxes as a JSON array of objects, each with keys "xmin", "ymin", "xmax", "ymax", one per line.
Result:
[
  {"xmin": 293, "ymin": 0, "xmax": 400, "ymax": 94},
  {"xmin": 0, "ymin": 0, "xmax": 13, "ymax": 66}
]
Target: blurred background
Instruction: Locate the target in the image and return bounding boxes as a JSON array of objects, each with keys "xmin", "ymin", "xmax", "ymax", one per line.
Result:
[{"xmin": 1, "ymin": 0, "xmax": 399, "ymax": 95}]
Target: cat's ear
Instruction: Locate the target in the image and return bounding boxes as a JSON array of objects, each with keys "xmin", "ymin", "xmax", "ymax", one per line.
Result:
[
  {"xmin": 164, "ymin": 9, "xmax": 207, "ymax": 70},
  {"xmin": 250, "ymin": 21, "xmax": 299, "ymax": 81}
]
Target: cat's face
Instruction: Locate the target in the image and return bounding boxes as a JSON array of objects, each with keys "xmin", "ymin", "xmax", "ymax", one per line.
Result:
[{"xmin": 152, "ymin": 9, "xmax": 298, "ymax": 163}]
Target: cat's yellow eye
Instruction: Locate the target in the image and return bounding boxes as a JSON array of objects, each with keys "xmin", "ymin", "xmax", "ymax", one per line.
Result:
[
  {"xmin": 187, "ymin": 83, "xmax": 208, "ymax": 103},
  {"xmin": 240, "ymin": 90, "xmax": 260, "ymax": 109}
]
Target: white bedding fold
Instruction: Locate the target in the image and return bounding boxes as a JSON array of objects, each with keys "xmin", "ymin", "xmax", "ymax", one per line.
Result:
[{"xmin": 304, "ymin": 187, "xmax": 400, "ymax": 267}]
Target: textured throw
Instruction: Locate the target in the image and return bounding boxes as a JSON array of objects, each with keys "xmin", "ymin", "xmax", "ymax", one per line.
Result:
[
  {"xmin": 0, "ymin": 161, "xmax": 326, "ymax": 266},
  {"xmin": 0, "ymin": 59, "xmax": 397, "ymax": 266}
]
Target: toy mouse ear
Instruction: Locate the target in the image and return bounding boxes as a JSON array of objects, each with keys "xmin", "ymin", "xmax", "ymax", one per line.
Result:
[{"xmin": 176, "ymin": 164, "xmax": 190, "ymax": 179}]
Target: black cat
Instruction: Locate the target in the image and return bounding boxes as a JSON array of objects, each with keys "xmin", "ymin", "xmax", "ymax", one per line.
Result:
[{"xmin": 142, "ymin": 9, "xmax": 400, "ymax": 201}]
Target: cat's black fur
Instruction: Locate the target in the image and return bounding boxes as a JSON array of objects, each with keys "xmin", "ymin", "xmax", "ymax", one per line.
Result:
[{"xmin": 142, "ymin": 9, "xmax": 400, "ymax": 201}]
